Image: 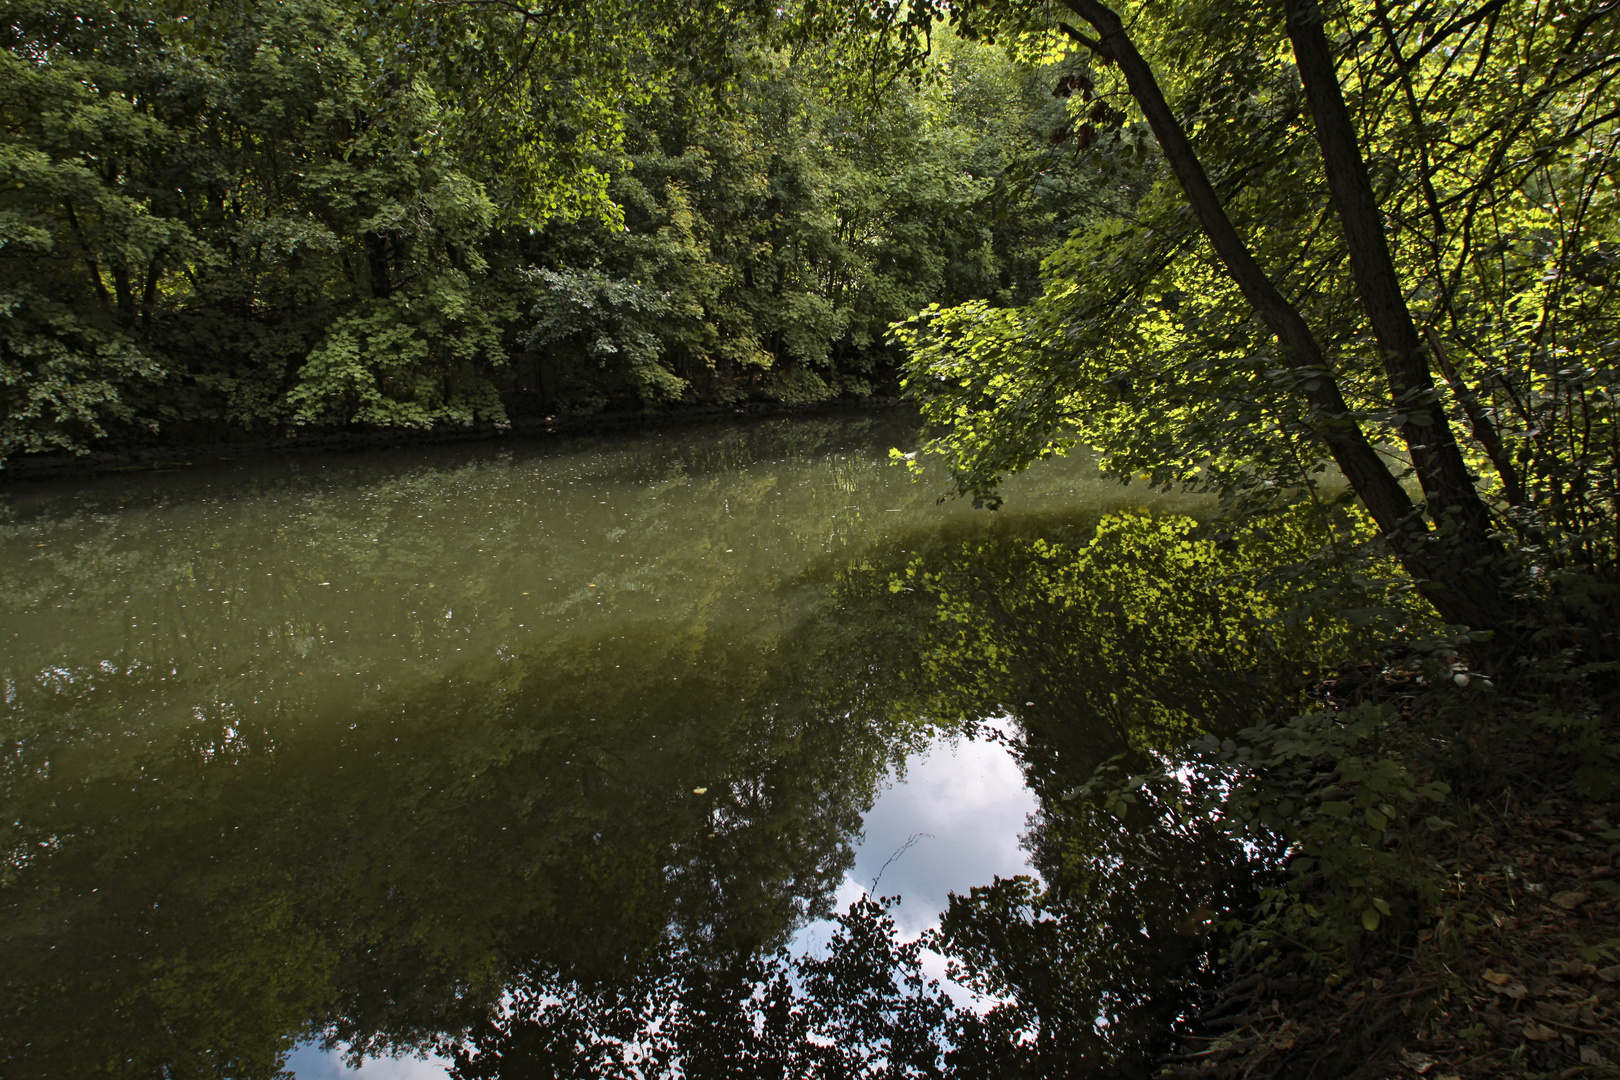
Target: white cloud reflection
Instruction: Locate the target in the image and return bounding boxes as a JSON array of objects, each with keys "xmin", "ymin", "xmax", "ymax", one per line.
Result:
[
  {"xmin": 794, "ymin": 722, "xmax": 1037, "ymax": 1009},
  {"xmin": 851, "ymin": 721, "xmax": 1036, "ymax": 935},
  {"xmin": 283, "ymin": 1045, "xmax": 451, "ymax": 1080}
]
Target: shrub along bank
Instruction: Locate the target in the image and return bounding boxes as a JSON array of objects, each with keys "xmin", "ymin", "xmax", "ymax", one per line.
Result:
[{"xmin": 1139, "ymin": 672, "xmax": 1620, "ymax": 1080}]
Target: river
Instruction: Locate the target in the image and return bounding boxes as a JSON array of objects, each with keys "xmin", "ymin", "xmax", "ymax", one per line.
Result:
[{"xmin": 0, "ymin": 411, "xmax": 1206, "ymax": 1078}]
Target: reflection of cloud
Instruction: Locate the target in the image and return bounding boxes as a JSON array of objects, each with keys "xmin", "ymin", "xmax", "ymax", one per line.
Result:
[
  {"xmin": 794, "ymin": 727, "xmax": 1036, "ymax": 1008},
  {"xmin": 851, "ymin": 727, "xmax": 1037, "ymax": 936},
  {"xmin": 285, "ymin": 1043, "xmax": 450, "ymax": 1080}
]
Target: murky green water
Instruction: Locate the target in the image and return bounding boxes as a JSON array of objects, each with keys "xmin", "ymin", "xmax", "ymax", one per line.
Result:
[{"xmin": 0, "ymin": 413, "xmax": 1199, "ymax": 1078}]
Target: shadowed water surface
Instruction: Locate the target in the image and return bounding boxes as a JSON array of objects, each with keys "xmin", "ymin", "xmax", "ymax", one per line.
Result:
[{"xmin": 0, "ymin": 414, "xmax": 1203, "ymax": 1078}]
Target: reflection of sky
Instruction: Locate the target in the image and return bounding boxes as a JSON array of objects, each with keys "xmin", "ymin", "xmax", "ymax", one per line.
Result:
[
  {"xmin": 843, "ymin": 721, "xmax": 1035, "ymax": 936},
  {"xmin": 287, "ymin": 728, "xmax": 1034, "ymax": 1077},
  {"xmin": 797, "ymin": 723, "xmax": 1036, "ymax": 1009},
  {"xmin": 284, "ymin": 1046, "xmax": 451, "ymax": 1080}
]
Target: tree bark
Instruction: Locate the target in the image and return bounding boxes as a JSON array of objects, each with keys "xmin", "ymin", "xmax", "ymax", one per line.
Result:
[
  {"xmin": 62, "ymin": 199, "xmax": 113, "ymax": 314},
  {"xmin": 1283, "ymin": 0, "xmax": 1500, "ymax": 536},
  {"xmin": 1057, "ymin": 0, "xmax": 1509, "ymax": 633},
  {"xmin": 140, "ymin": 257, "xmax": 163, "ymax": 329},
  {"xmin": 110, "ymin": 257, "xmax": 136, "ymax": 324},
  {"xmin": 365, "ymin": 231, "xmax": 393, "ymax": 299}
]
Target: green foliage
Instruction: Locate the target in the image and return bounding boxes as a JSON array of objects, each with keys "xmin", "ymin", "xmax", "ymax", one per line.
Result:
[
  {"xmin": 896, "ymin": 0, "xmax": 1620, "ymax": 639},
  {"xmin": 1081, "ymin": 704, "xmax": 1455, "ymax": 971},
  {"xmin": 520, "ymin": 31, "xmax": 1096, "ymax": 412},
  {"xmin": 521, "ymin": 267, "xmax": 678, "ymax": 410},
  {"xmin": 902, "ymin": 507, "xmax": 1406, "ymax": 797},
  {"xmin": 0, "ymin": 2, "xmax": 1100, "ymax": 460},
  {"xmin": 0, "ymin": 287, "xmax": 162, "ymax": 457},
  {"xmin": 872, "ymin": 504, "xmax": 1454, "ymax": 1059},
  {"xmin": 1, "ymin": 0, "xmax": 527, "ymax": 445}
]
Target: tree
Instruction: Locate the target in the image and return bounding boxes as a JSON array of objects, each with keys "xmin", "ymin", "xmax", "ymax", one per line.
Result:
[{"xmin": 898, "ymin": 0, "xmax": 1620, "ymax": 644}]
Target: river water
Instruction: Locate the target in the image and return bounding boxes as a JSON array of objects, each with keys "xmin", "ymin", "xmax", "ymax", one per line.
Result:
[{"xmin": 0, "ymin": 412, "xmax": 1203, "ymax": 1078}]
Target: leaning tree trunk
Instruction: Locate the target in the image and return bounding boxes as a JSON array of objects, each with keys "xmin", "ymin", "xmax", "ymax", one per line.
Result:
[
  {"xmin": 1055, "ymin": 0, "xmax": 1515, "ymax": 634},
  {"xmin": 1283, "ymin": 0, "xmax": 1506, "ymax": 543}
]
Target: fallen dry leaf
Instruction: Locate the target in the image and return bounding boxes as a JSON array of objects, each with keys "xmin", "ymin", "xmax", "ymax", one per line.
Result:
[
  {"xmin": 1598, "ymin": 964, "xmax": 1620, "ymax": 984},
  {"xmin": 1522, "ymin": 1021, "xmax": 1559, "ymax": 1042},
  {"xmin": 1400, "ymin": 1049, "xmax": 1437, "ymax": 1074},
  {"xmin": 1482, "ymin": 969, "xmax": 1512, "ymax": 986},
  {"xmin": 1552, "ymin": 890, "xmax": 1591, "ymax": 910},
  {"xmin": 1486, "ymin": 978, "xmax": 1529, "ymax": 1000}
]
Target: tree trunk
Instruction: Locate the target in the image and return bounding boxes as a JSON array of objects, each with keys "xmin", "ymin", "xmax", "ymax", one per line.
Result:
[
  {"xmin": 62, "ymin": 199, "xmax": 113, "ymax": 313},
  {"xmin": 1283, "ymin": 0, "xmax": 1502, "ymax": 530},
  {"xmin": 140, "ymin": 257, "xmax": 163, "ymax": 328},
  {"xmin": 365, "ymin": 232, "xmax": 393, "ymax": 299}
]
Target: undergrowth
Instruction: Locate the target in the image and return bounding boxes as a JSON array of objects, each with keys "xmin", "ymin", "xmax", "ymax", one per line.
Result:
[{"xmin": 1084, "ymin": 658, "xmax": 1620, "ymax": 1079}]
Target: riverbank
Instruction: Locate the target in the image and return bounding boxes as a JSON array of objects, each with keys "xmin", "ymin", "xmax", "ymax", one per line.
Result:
[
  {"xmin": 0, "ymin": 395, "xmax": 910, "ymax": 484},
  {"xmin": 1169, "ymin": 684, "xmax": 1620, "ymax": 1080}
]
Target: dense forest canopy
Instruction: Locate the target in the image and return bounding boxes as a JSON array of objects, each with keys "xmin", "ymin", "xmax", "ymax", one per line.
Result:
[
  {"xmin": 7, "ymin": 2, "xmax": 1620, "ymax": 1075},
  {"xmin": 0, "ymin": 0, "xmax": 1107, "ymax": 458}
]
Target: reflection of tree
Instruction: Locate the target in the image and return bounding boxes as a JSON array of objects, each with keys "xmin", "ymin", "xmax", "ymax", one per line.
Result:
[
  {"xmin": 910, "ymin": 511, "xmax": 1379, "ymax": 1076},
  {"xmin": 0, "ymin": 584, "xmax": 931, "ymax": 1078},
  {"xmin": 911, "ymin": 510, "xmax": 1369, "ymax": 800},
  {"xmin": 437, "ymin": 511, "xmax": 1371, "ymax": 1078},
  {"xmin": 0, "ymin": 416, "xmax": 941, "ymax": 822},
  {"xmin": 934, "ymin": 809, "xmax": 1256, "ymax": 1079},
  {"xmin": 447, "ymin": 897, "xmax": 957, "ymax": 1080},
  {"xmin": 1, "ymin": 417, "xmax": 967, "ymax": 1079},
  {"xmin": 2, "ymin": 423, "xmax": 1255, "ymax": 1078}
]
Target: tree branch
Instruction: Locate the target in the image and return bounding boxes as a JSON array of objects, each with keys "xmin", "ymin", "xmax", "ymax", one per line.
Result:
[
  {"xmin": 61, "ymin": 198, "xmax": 113, "ymax": 313},
  {"xmin": 1056, "ymin": 8, "xmax": 1418, "ymax": 521},
  {"xmin": 1424, "ymin": 326, "xmax": 1523, "ymax": 506}
]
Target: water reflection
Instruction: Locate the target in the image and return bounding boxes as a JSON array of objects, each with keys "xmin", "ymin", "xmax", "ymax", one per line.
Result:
[
  {"xmin": 288, "ymin": 726, "xmax": 1038, "ymax": 1079},
  {"xmin": 433, "ymin": 511, "xmax": 1348, "ymax": 1079},
  {"xmin": 287, "ymin": 1048, "xmax": 449, "ymax": 1080},
  {"xmin": 837, "ymin": 727, "xmax": 1036, "ymax": 940},
  {"xmin": 3, "ymin": 415, "xmax": 1203, "ymax": 1078}
]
